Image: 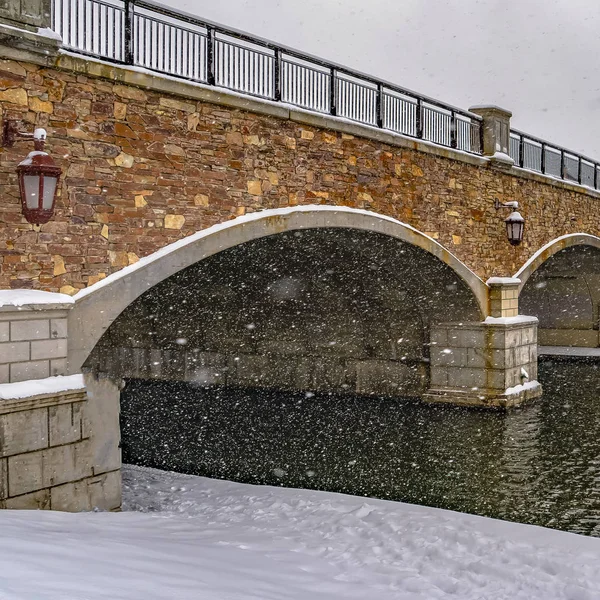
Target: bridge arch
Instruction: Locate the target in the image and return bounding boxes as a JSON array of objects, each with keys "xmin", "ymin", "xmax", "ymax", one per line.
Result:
[
  {"xmin": 517, "ymin": 234, "xmax": 600, "ymax": 348},
  {"xmin": 515, "ymin": 234, "xmax": 600, "ymax": 291},
  {"xmin": 68, "ymin": 205, "xmax": 488, "ymax": 373}
]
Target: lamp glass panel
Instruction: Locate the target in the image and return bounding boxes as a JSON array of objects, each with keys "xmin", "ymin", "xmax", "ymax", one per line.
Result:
[
  {"xmin": 23, "ymin": 175, "xmax": 40, "ymax": 209},
  {"xmin": 42, "ymin": 176, "xmax": 57, "ymax": 210}
]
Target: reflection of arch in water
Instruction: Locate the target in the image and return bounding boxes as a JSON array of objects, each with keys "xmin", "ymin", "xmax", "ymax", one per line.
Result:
[
  {"xmin": 517, "ymin": 234, "xmax": 600, "ymax": 348},
  {"xmin": 69, "ymin": 206, "xmax": 488, "ymax": 374}
]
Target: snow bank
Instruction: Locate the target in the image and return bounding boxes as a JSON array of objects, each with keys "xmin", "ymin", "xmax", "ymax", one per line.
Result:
[
  {"xmin": 0, "ymin": 374, "xmax": 84, "ymax": 400},
  {"xmin": 0, "ymin": 289, "xmax": 74, "ymax": 308},
  {"xmin": 0, "ymin": 464, "xmax": 598, "ymax": 600}
]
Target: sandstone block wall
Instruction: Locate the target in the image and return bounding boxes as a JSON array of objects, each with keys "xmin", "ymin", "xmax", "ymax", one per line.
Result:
[
  {"xmin": 0, "ymin": 386, "xmax": 121, "ymax": 511},
  {"xmin": 0, "ymin": 55, "xmax": 599, "ymax": 294}
]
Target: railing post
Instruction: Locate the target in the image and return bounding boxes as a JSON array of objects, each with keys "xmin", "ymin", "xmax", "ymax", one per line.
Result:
[
  {"xmin": 541, "ymin": 143, "xmax": 546, "ymax": 174},
  {"xmin": 595, "ymin": 165, "xmax": 599, "ymax": 190},
  {"xmin": 124, "ymin": 0, "xmax": 134, "ymax": 65},
  {"xmin": 560, "ymin": 149, "xmax": 565, "ymax": 179},
  {"xmin": 376, "ymin": 83, "xmax": 383, "ymax": 129},
  {"xmin": 416, "ymin": 98, "xmax": 423, "ymax": 139},
  {"xmin": 578, "ymin": 158, "xmax": 582, "ymax": 184},
  {"xmin": 274, "ymin": 48, "xmax": 281, "ymax": 102},
  {"xmin": 450, "ymin": 110, "xmax": 457, "ymax": 149},
  {"xmin": 329, "ymin": 68, "xmax": 336, "ymax": 116},
  {"xmin": 519, "ymin": 134, "xmax": 524, "ymax": 167},
  {"xmin": 469, "ymin": 105, "xmax": 513, "ymax": 167},
  {"xmin": 206, "ymin": 25, "xmax": 215, "ymax": 86}
]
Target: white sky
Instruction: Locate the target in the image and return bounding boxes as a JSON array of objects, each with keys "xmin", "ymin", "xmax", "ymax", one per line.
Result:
[{"xmin": 166, "ymin": 0, "xmax": 600, "ymax": 159}]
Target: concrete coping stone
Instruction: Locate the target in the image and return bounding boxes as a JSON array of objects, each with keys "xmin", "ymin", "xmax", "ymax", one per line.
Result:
[
  {"xmin": 0, "ymin": 291, "xmax": 75, "ymax": 312},
  {"xmin": 0, "ymin": 374, "xmax": 84, "ymax": 401},
  {"xmin": 487, "ymin": 277, "xmax": 521, "ymax": 287},
  {"xmin": 0, "ymin": 388, "xmax": 86, "ymax": 416},
  {"xmin": 437, "ymin": 316, "xmax": 538, "ymax": 330},
  {"xmin": 469, "ymin": 104, "xmax": 513, "ymax": 117}
]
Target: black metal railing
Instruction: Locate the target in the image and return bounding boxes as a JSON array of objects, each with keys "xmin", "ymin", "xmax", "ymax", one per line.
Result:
[
  {"xmin": 51, "ymin": 0, "xmax": 600, "ymax": 188},
  {"xmin": 509, "ymin": 130, "xmax": 599, "ymax": 189},
  {"xmin": 51, "ymin": 0, "xmax": 483, "ymax": 154}
]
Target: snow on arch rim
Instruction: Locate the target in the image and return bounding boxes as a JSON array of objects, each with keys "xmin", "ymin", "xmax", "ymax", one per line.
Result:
[
  {"xmin": 514, "ymin": 232, "xmax": 600, "ymax": 285},
  {"xmin": 74, "ymin": 205, "xmax": 486, "ymax": 302}
]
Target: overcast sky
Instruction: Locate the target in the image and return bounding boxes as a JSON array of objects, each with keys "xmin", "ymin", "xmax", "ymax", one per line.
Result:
[{"xmin": 169, "ymin": 0, "xmax": 600, "ymax": 158}]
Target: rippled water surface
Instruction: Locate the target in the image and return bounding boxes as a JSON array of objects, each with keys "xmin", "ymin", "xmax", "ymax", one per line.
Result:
[{"xmin": 121, "ymin": 358, "xmax": 600, "ymax": 536}]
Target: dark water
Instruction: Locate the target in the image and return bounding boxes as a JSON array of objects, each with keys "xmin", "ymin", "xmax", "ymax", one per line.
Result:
[{"xmin": 120, "ymin": 358, "xmax": 600, "ymax": 537}]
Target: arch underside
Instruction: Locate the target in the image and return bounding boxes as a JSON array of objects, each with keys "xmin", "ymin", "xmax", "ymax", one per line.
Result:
[
  {"xmin": 70, "ymin": 207, "xmax": 488, "ymax": 373},
  {"xmin": 520, "ymin": 244, "xmax": 600, "ymax": 348},
  {"xmin": 86, "ymin": 228, "xmax": 481, "ymax": 398}
]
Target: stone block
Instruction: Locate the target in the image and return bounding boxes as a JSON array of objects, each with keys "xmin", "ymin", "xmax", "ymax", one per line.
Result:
[
  {"xmin": 50, "ymin": 479, "xmax": 91, "ymax": 512},
  {"xmin": 432, "ymin": 346, "xmax": 467, "ymax": 367},
  {"xmin": 31, "ymin": 338, "xmax": 68, "ymax": 360},
  {"xmin": 0, "ymin": 364, "xmax": 8, "ymax": 384},
  {"xmin": 0, "ymin": 341, "xmax": 29, "ymax": 364},
  {"xmin": 42, "ymin": 443, "xmax": 91, "ymax": 489},
  {"xmin": 521, "ymin": 327, "xmax": 536, "ymax": 346},
  {"xmin": 5, "ymin": 489, "xmax": 51, "ymax": 510},
  {"xmin": 0, "ymin": 407, "xmax": 48, "ymax": 457},
  {"xmin": 467, "ymin": 347, "xmax": 487, "ymax": 368},
  {"xmin": 0, "ymin": 322, "xmax": 9, "ymax": 343},
  {"xmin": 10, "ymin": 319, "xmax": 50, "ymax": 341},
  {"xmin": 429, "ymin": 366, "xmax": 448, "ymax": 387},
  {"xmin": 87, "ymin": 470, "xmax": 122, "ymax": 511},
  {"xmin": 50, "ymin": 358, "xmax": 68, "ymax": 376},
  {"xmin": 355, "ymin": 360, "xmax": 421, "ymax": 396},
  {"xmin": 515, "ymin": 345, "xmax": 530, "ymax": 365},
  {"xmin": 49, "ymin": 402, "xmax": 82, "ymax": 447},
  {"xmin": 504, "ymin": 329, "xmax": 521, "ymax": 349},
  {"xmin": 10, "ymin": 360, "xmax": 50, "ymax": 382},
  {"xmin": 429, "ymin": 328, "xmax": 447, "ymax": 347},
  {"xmin": 538, "ymin": 328, "xmax": 598, "ymax": 347},
  {"xmin": 484, "ymin": 369, "xmax": 508, "ymax": 390},
  {"xmin": 0, "ymin": 457, "xmax": 6, "ymax": 499},
  {"xmin": 446, "ymin": 367, "xmax": 486, "ymax": 389},
  {"xmin": 8, "ymin": 450, "xmax": 43, "ymax": 496},
  {"xmin": 50, "ymin": 318, "xmax": 68, "ymax": 339},
  {"xmin": 505, "ymin": 366, "xmax": 523, "ymax": 389},
  {"xmin": 457, "ymin": 328, "xmax": 485, "ymax": 348}
]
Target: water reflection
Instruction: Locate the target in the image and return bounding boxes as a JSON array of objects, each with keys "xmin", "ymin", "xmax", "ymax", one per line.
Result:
[{"xmin": 120, "ymin": 358, "xmax": 600, "ymax": 536}]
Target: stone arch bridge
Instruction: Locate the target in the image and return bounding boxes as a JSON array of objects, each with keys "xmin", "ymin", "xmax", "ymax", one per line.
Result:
[{"xmin": 0, "ymin": 0, "xmax": 599, "ymax": 511}]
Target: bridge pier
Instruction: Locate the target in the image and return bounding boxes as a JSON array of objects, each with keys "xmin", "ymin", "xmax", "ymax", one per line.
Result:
[{"xmin": 424, "ymin": 278, "xmax": 542, "ymax": 408}]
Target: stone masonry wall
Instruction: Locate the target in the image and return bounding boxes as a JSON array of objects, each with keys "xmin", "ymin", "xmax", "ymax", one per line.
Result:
[
  {"xmin": 0, "ymin": 304, "xmax": 69, "ymax": 382},
  {"xmin": 0, "ymin": 387, "xmax": 120, "ymax": 510},
  {"xmin": 0, "ymin": 56, "xmax": 599, "ymax": 293}
]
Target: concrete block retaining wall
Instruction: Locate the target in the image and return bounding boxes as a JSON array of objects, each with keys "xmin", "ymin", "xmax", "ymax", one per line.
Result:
[
  {"xmin": 0, "ymin": 383, "xmax": 120, "ymax": 511},
  {"xmin": 0, "ymin": 299, "xmax": 72, "ymax": 383}
]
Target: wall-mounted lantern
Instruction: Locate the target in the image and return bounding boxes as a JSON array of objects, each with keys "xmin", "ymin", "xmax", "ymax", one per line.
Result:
[
  {"xmin": 2, "ymin": 121, "xmax": 62, "ymax": 225},
  {"xmin": 494, "ymin": 198, "xmax": 525, "ymax": 246}
]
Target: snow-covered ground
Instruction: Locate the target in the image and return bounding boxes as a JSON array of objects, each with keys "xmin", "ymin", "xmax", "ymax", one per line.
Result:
[{"xmin": 0, "ymin": 465, "xmax": 599, "ymax": 599}]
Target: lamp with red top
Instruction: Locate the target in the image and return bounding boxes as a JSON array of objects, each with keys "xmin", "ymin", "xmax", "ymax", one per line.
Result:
[{"xmin": 2, "ymin": 121, "xmax": 62, "ymax": 225}]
